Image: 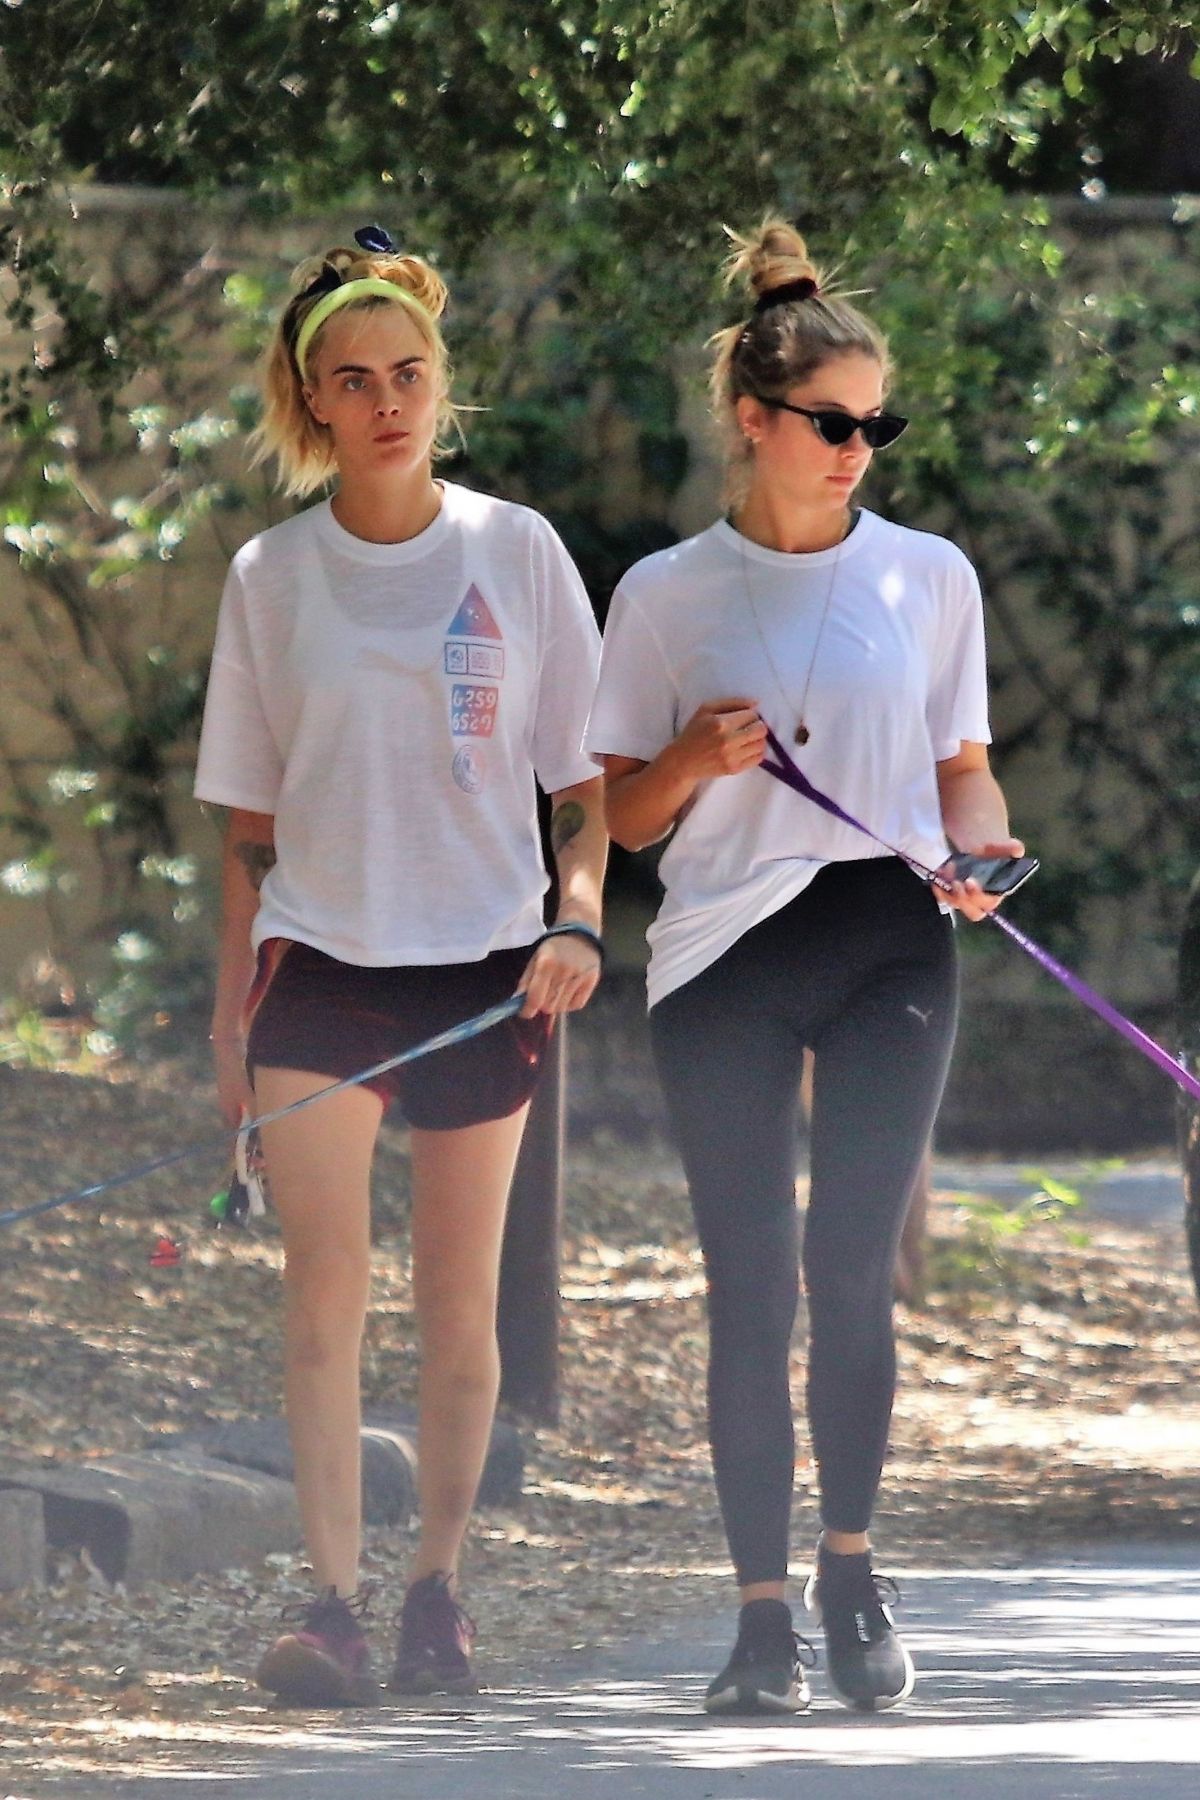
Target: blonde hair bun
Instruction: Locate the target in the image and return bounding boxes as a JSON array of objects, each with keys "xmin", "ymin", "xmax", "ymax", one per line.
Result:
[
  {"xmin": 722, "ymin": 218, "xmax": 824, "ymax": 303},
  {"xmin": 290, "ymin": 246, "xmax": 449, "ymax": 321}
]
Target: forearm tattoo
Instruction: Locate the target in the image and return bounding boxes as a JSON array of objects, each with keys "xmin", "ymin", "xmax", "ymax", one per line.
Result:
[
  {"xmin": 550, "ymin": 800, "xmax": 586, "ymax": 857},
  {"xmin": 234, "ymin": 840, "xmax": 276, "ymax": 891}
]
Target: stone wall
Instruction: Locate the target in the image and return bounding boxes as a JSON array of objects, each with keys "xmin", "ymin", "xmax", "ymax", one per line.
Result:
[{"xmin": 1, "ymin": 190, "xmax": 1195, "ymax": 1143}]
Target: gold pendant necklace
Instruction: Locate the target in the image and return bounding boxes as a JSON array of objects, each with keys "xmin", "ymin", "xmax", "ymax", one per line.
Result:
[{"xmin": 735, "ymin": 515, "xmax": 852, "ymax": 747}]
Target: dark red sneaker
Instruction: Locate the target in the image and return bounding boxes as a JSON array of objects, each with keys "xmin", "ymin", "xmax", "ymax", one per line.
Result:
[
  {"xmin": 387, "ymin": 1571, "xmax": 478, "ymax": 1695},
  {"xmin": 256, "ymin": 1586, "xmax": 376, "ymax": 1706}
]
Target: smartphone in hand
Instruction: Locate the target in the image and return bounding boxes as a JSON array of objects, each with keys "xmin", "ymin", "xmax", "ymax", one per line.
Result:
[{"xmin": 947, "ymin": 850, "xmax": 1039, "ymax": 896}]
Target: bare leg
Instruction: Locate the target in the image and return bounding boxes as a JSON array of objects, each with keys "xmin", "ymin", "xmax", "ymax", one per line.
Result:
[
  {"xmin": 406, "ymin": 1106, "xmax": 530, "ymax": 1584},
  {"xmin": 255, "ymin": 1069, "xmax": 382, "ymax": 1598},
  {"xmin": 740, "ymin": 1579, "xmax": 788, "ymax": 1603}
]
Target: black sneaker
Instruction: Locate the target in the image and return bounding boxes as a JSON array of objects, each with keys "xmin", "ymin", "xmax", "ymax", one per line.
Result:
[
  {"xmin": 388, "ymin": 1571, "xmax": 479, "ymax": 1695},
  {"xmin": 803, "ymin": 1546, "xmax": 914, "ymax": 1712},
  {"xmin": 703, "ymin": 1598, "xmax": 815, "ymax": 1715}
]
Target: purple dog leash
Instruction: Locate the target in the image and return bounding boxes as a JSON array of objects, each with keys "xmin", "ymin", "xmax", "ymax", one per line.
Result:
[{"xmin": 760, "ymin": 724, "xmax": 1200, "ymax": 1106}]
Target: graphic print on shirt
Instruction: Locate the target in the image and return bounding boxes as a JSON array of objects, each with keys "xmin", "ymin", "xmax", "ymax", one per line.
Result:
[
  {"xmin": 444, "ymin": 584, "xmax": 505, "ymax": 790},
  {"xmin": 451, "ymin": 745, "xmax": 486, "ymax": 794}
]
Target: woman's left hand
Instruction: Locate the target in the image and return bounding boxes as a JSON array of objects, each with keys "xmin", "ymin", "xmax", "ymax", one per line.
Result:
[
  {"xmin": 517, "ymin": 932, "xmax": 603, "ymax": 1017},
  {"xmin": 934, "ymin": 838, "xmax": 1026, "ymax": 923}
]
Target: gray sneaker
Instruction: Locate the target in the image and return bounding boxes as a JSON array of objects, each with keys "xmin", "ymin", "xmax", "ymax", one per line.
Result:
[
  {"xmin": 703, "ymin": 1598, "xmax": 815, "ymax": 1715},
  {"xmin": 804, "ymin": 1548, "xmax": 914, "ymax": 1711}
]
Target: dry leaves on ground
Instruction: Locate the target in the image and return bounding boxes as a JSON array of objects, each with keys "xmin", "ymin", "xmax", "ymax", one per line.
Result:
[{"xmin": 2, "ymin": 1059, "xmax": 1199, "ymax": 1782}]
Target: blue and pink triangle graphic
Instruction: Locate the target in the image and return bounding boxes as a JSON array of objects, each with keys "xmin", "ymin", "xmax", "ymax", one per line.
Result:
[{"xmin": 447, "ymin": 584, "xmax": 502, "ymax": 640}]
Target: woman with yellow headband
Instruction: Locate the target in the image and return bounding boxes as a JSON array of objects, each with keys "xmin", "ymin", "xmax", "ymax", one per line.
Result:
[{"xmin": 195, "ymin": 227, "xmax": 606, "ymax": 1704}]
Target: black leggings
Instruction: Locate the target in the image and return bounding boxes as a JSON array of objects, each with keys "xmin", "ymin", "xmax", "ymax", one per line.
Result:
[{"xmin": 650, "ymin": 858, "xmax": 958, "ymax": 1585}]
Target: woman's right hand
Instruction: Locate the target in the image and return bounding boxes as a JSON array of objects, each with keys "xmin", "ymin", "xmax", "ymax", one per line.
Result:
[
  {"xmin": 669, "ymin": 698, "xmax": 769, "ymax": 781},
  {"xmin": 212, "ymin": 1035, "xmax": 255, "ymax": 1127},
  {"xmin": 604, "ymin": 698, "xmax": 769, "ymax": 853}
]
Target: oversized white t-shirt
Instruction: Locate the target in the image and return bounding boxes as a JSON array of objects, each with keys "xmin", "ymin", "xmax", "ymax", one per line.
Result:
[
  {"xmin": 195, "ymin": 481, "xmax": 601, "ymax": 965},
  {"xmin": 583, "ymin": 509, "xmax": 991, "ymax": 1007}
]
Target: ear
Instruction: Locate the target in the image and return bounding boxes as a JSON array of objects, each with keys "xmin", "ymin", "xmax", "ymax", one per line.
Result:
[
  {"xmin": 735, "ymin": 392, "xmax": 766, "ymax": 446},
  {"xmin": 302, "ymin": 383, "xmax": 329, "ymax": 428}
]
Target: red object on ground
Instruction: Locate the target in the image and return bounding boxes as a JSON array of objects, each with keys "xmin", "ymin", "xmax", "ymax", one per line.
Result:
[{"xmin": 149, "ymin": 1235, "xmax": 181, "ymax": 1268}]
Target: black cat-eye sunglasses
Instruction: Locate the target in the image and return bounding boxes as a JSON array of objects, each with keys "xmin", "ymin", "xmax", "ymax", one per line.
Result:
[{"xmin": 750, "ymin": 395, "xmax": 908, "ymax": 449}]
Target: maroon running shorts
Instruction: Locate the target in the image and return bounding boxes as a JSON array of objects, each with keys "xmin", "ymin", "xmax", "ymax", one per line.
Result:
[{"xmin": 244, "ymin": 939, "xmax": 551, "ymax": 1130}]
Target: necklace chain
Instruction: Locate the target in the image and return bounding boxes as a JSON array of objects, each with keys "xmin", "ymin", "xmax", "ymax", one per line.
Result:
[{"xmin": 734, "ymin": 515, "xmax": 851, "ymax": 747}]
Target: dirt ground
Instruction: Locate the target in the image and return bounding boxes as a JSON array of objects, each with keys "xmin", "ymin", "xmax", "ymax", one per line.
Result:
[{"xmin": 2, "ymin": 1054, "xmax": 1199, "ymax": 1783}]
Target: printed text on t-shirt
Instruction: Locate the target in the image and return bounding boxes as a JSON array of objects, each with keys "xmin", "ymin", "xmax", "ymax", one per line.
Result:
[{"xmin": 451, "ymin": 684, "xmax": 499, "ymax": 737}]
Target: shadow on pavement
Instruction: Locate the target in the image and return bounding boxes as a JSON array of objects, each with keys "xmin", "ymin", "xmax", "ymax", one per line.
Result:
[{"xmin": 25, "ymin": 1555, "xmax": 1200, "ymax": 1798}]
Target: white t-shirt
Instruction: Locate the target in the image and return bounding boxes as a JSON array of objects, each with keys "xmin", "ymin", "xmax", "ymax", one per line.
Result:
[
  {"xmin": 583, "ymin": 509, "xmax": 991, "ymax": 1007},
  {"xmin": 195, "ymin": 481, "xmax": 601, "ymax": 966}
]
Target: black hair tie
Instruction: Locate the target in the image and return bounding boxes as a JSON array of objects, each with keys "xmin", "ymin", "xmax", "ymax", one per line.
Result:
[
  {"xmin": 295, "ymin": 260, "xmax": 344, "ymax": 305},
  {"xmin": 293, "ymin": 225, "xmax": 400, "ymax": 312},
  {"xmin": 355, "ymin": 224, "xmax": 398, "ymax": 255},
  {"xmin": 754, "ymin": 276, "xmax": 820, "ymax": 313}
]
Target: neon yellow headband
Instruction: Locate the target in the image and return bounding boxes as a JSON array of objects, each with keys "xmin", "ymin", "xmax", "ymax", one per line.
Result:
[{"xmin": 293, "ymin": 278, "xmax": 430, "ymax": 381}]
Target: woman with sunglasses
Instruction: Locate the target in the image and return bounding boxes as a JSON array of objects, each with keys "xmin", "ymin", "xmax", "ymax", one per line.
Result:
[
  {"xmin": 585, "ymin": 220, "xmax": 1022, "ymax": 1716},
  {"xmin": 195, "ymin": 228, "xmax": 605, "ymax": 1703}
]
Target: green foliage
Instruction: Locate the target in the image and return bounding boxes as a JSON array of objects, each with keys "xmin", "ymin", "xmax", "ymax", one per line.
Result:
[
  {"xmin": 6, "ymin": 5, "xmax": 1195, "ymax": 370},
  {"xmin": 1, "ymin": 0, "xmax": 1198, "ymax": 1012},
  {"xmin": 0, "ymin": 1001, "xmax": 113, "ymax": 1071},
  {"xmin": 872, "ymin": 218, "xmax": 1200, "ymax": 962},
  {"xmin": 930, "ymin": 1163, "xmax": 1113, "ymax": 1292}
]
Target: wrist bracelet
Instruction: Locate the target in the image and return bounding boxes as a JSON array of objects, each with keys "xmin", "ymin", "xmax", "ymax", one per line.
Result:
[{"xmin": 536, "ymin": 922, "xmax": 605, "ymax": 968}]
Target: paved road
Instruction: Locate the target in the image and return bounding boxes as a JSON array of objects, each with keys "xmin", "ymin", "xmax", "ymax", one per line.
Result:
[
  {"xmin": 35, "ymin": 1548, "xmax": 1200, "ymax": 1799},
  {"xmin": 934, "ymin": 1157, "xmax": 1185, "ymax": 1231}
]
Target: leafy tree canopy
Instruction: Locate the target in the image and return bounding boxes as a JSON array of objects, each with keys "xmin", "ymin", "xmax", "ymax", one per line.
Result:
[
  {"xmin": 3, "ymin": 3, "xmax": 1193, "ymax": 198},
  {"xmin": 0, "ymin": 1, "xmax": 1198, "ymax": 1013},
  {"xmin": 1, "ymin": 2, "xmax": 1194, "ymax": 517}
]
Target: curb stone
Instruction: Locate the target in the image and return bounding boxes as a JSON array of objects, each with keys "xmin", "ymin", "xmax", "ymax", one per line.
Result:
[
  {"xmin": 193, "ymin": 1418, "xmax": 418, "ymax": 1526},
  {"xmin": 0, "ymin": 1413, "xmax": 524, "ymax": 1589},
  {"xmin": 0, "ymin": 1450, "xmax": 299, "ymax": 1587},
  {"xmin": 190, "ymin": 1409, "xmax": 525, "ymax": 1519}
]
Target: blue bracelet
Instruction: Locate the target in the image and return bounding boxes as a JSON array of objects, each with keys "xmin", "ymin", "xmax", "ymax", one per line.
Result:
[{"xmin": 536, "ymin": 922, "xmax": 605, "ymax": 968}]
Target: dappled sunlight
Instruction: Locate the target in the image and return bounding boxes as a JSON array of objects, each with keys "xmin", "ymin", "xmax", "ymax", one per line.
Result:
[
  {"xmin": 7, "ymin": 1113, "xmax": 1200, "ymax": 1790},
  {"xmin": 16, "ymin": 1561, "xmax": 1200, "ymax": 1789},
  {"xmin": 532, "ymin": 1711, "xmax": 1200, "ymax": 1772}
]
